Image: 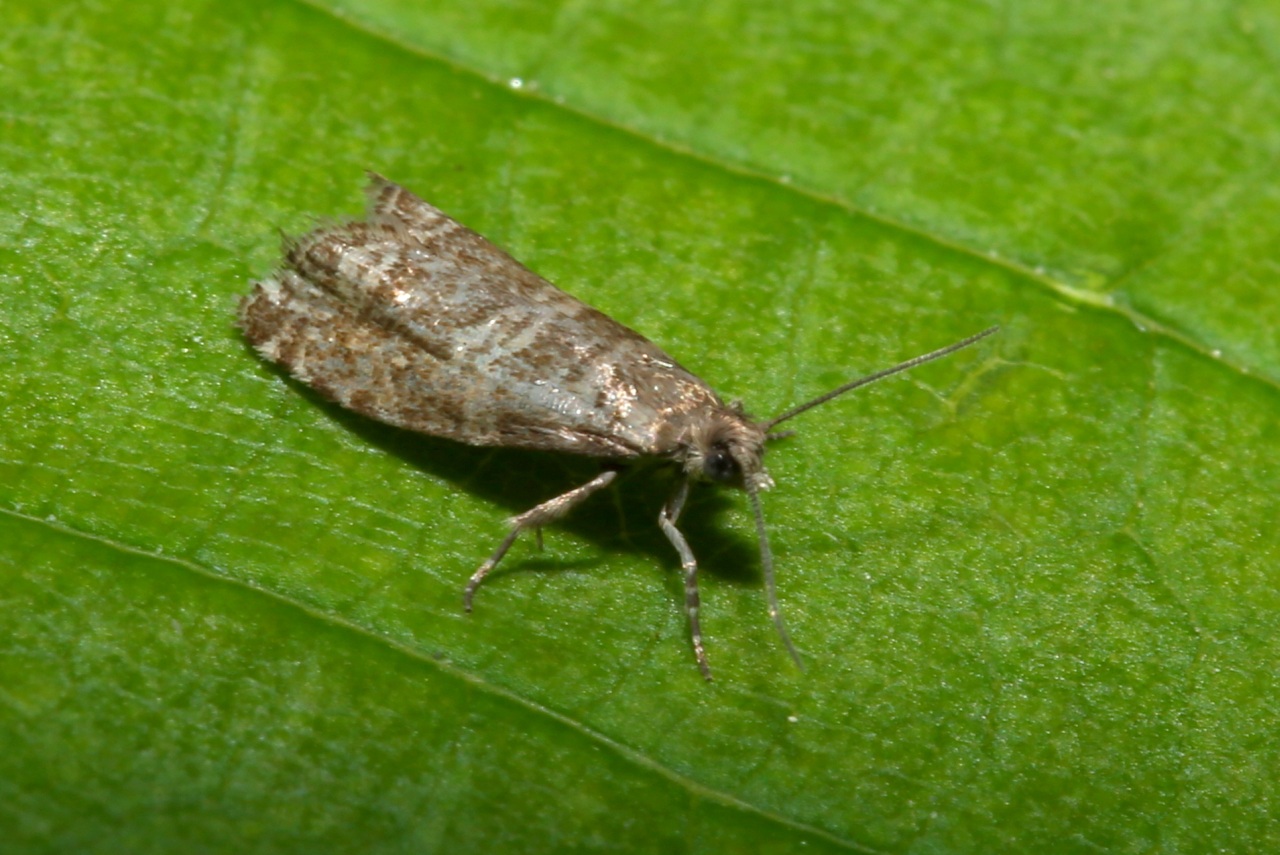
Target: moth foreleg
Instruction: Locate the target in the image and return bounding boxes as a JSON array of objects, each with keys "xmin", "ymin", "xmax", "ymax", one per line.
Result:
[
  {"xmin": 464, "ymin": 469, "xmax": 620, "ymax": 611},
  {"xmin": 658, "ymin": 479, "xmax": 712, "ymax": 681}
]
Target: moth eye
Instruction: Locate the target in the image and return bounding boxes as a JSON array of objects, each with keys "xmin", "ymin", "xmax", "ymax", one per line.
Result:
[{"xmin": 704, "ymin": 446, "xmax": 740, "ymax": 483}]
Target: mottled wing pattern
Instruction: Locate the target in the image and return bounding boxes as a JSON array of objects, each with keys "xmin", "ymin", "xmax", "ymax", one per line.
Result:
[{"xmin": 239, "ymin": 176, "xmax": 724, "ymax": 459}]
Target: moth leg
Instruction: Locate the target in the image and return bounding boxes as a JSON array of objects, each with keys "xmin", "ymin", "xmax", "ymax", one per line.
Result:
[
  {"xmin": 464, "ymin": 469, "xmax": 619, "ymax": 611},
  {"xmin": 658, "ymin": 478, "xmax": 712, "ymax": 681}
]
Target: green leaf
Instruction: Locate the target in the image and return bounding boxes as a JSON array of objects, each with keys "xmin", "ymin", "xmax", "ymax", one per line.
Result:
[{"xmin": 2, "ymin": 0, "xmax": 1277, "ymax": 851}]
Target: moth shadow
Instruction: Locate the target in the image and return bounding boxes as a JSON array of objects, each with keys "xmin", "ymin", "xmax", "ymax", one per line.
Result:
[{"xmin": 325, "ymin": 400, "xmax": 764, "ymax": 587}]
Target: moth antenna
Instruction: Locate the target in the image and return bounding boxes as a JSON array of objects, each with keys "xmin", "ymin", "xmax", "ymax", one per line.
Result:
[
  {"xmin": 761, "ymin": 326, "xmax": 999, "ymax": 430},
  {"xmin": 747, "ymin": 484, "xmax": 804, "ymax": 671}
]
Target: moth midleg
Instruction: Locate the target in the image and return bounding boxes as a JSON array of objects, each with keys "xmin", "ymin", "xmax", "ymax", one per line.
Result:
[
  {"xmin": 464, "ymin": 469, "xmax": 619, "ymax": 610},
  {"xmin": 657, "ymin": 479, "xmax": 712, "ymax": 681}
]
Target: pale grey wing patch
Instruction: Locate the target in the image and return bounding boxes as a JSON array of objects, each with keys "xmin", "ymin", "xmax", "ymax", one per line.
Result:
[
  {"xmin": 238, "ymin": 272, "xmax": 644, "ymax": 459},
  {"xmin": 362, "ymin": 174, "xmax": 550, "ymax": 304}
]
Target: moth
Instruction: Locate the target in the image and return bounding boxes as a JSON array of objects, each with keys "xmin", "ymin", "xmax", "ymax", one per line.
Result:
[{"xmin": 239, "ymin": 174, "xmax": 996, "ymax": 680}]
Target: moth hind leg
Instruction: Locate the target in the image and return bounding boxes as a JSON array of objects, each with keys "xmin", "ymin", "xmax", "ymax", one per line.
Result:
[{"xmin": 463, "ymin": 469, "xmax": 620, "ymax": 610}]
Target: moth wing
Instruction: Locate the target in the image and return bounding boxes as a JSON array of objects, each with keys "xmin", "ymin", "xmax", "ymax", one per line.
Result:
[{"xmin": 240, "ymin": 179, "xmax": 723, "ymax": 459}]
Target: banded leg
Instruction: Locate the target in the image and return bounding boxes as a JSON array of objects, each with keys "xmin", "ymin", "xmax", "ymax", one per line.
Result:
[
  {"xmin": 464, "ymin": 469, "xmax": 619, "ymax": 610},
  {"xmin": 658, "ymin": 478, "xmax": 712, "ymax": 681}
]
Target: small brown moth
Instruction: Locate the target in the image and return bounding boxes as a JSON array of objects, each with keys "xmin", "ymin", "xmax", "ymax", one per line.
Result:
[{"xmin": 239, "ymin": 174, "xmax": 996, "ymax": 680}]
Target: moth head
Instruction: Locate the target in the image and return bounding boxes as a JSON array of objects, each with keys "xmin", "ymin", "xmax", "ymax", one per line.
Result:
[
  {"xmin": 686, "ymin": 410, "xmax": 774, "ymax": 493},
  {"xmin": 683, "ymin": 405, "xmax": 797, "ymax": 671}
]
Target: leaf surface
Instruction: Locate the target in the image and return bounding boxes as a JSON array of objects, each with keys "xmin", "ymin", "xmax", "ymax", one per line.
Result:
[{"xmin": 2, "ymin": 0, "xmax": 1278, "ymax": 851}]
